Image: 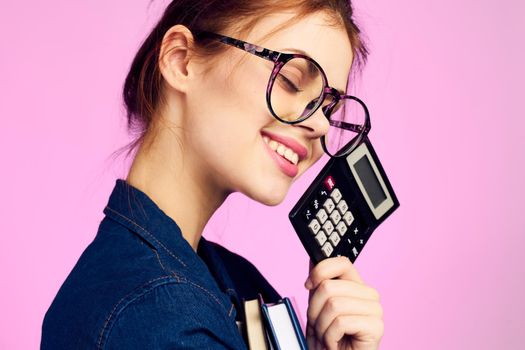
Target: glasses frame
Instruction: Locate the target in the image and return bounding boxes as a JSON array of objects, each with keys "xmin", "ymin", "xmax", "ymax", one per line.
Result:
[{"xmin": 194, "ymin": 31, "xmax": 371, "ymax": 157}]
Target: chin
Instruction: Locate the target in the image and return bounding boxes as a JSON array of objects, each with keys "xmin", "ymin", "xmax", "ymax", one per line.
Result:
[
  {"xmin": 244, "ymin": 183, "xmax": 289, "ymax": 206},
  {"xmin": 259, "ymin": 193, "xmax": 286, "ymax": 206}
]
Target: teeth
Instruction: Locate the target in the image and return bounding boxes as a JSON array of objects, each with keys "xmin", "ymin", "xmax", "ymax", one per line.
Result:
[{"xmin": 263, "ymin": 135, "xmax": 300, "ymax": 165}]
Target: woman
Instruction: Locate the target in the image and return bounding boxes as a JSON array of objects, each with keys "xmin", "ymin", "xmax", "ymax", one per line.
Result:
[{"xmin": 41, "ymin": 0, "xmax": 384, "ymax": 349}]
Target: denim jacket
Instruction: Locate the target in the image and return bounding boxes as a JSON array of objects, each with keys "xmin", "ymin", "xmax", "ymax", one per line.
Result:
[{"xmin": 41, "ymin": 179, "xmax": 281, "ymax": 349}]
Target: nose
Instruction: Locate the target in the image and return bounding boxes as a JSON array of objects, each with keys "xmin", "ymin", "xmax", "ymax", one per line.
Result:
[{"xmin": 294, "ymin": 103, "xmax": 330, "ymax": 140}]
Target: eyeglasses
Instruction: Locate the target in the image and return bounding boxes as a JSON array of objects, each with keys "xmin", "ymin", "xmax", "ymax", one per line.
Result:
[{"xmin": 194, "ymin": 31, "xmax": 371, "ymax": 157}]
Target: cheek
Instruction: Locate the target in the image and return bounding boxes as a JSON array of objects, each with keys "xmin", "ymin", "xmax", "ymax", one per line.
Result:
[
  {"xmin": 227, "ymin": 56, "xmax": 273, "ymax": 115},
  {"xmin": 296, "ymin": 140, "xmax": 325, "ymax": 178},
  {"xmin": 311, "ymin": 139, "xmax": 325, "ymax": 163},
  {"xmin": 191, "ymin": 60, "xmax": 270, "ymax": 131}
]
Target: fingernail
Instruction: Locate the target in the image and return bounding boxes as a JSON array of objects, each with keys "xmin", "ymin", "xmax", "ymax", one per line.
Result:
[{"xmin": 304, "ymin": 278, "xmax": 313, "ymax": 289}]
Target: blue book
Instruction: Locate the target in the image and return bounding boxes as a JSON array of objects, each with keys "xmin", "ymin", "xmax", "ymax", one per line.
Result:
[{"xmin": 260, "ymin": 296, "xmax": 307, "ymax": 350}]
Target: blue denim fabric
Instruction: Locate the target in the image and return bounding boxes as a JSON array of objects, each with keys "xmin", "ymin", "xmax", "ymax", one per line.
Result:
[{"xmin": 41, "ymin": 179, "xmax": 281, "ymax": 349}]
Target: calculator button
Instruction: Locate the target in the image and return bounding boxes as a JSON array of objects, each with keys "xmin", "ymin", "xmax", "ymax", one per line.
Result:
[
  {"xmin": 322, "ymin": 220, "xmax": 334, "ymax": 235},
  {"xmin": 351, "ymin": 247, "xmax": 359, "ymax": 258},
  {"xmin": 353, "ymin": 227, "xmax": 359, "ymax": 235},
  {"xmin": 329, "ymin": 210, "xmax": 341, "ymax": 225},
  {"xmin": 328, "ymin": 232, "xmax": 341, "ymax": 247},
  {"xmin": 323, "ymin": 198, "xmax": 335, "ymax": 214},
  {"xmin": 312, "ymin": 199, "xmax": 321, "ymax": 210},
  {"xmin": 315, "ymin": 209, "xmax": 328, "ymax": 224},
  {"xmin": 330, "ymin": 188, "xmax": 342, "ymax": 203},
  {"xmin": 323, "ymin": 175, "xmax": 336, "ymax": 191},
  {"xmin": 337, "ymin": 200, "xmax": 348, "ymax": 215},
  {"xmin": 318, "ymin": 189, "xmax": 329, "ymax": 199},
  {"xmin": 321, "ymin": 242, "xmax": 334, "ymax": 257},
  {"xmin": 314, "ymin": 231, "xmax": 327, "ymax": 246},
  {"xmin": 336, "ymin": 221, "xmax": 347, "ymax": 236},
  {"xmin": 358, "ymin": 238, "xmax": 364, "ymax": 246},
  {"xmin": 343, "ymin": 211, "xmax": 354, "ymax": 226},
  {"xmin": 308, "ymin": 219, "xmax": 321, "ymax": 235}
]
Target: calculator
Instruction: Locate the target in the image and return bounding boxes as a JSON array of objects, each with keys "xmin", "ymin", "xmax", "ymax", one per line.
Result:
[{"xmin": 289, "ymin": 136, "xmax": 399, "ymax": 265}]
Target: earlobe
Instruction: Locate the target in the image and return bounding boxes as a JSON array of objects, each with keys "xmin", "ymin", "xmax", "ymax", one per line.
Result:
[{"xmin": 158, "ymin": 24, "xmax": 194, "ymax": 93}]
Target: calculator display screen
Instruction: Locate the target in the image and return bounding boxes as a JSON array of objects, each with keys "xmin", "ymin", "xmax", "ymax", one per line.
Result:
[{"xmin": 354, "ymin": 155, "xmax": 387, "ymax": 208}]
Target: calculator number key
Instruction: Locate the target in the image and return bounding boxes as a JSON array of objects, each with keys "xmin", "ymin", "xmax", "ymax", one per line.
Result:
[
  {"xmin": 321, "ymin": 242, "xmax": 334, "ymax": 257},
  {"xmin": 330, "ymin": 188, "xmax": 342, "ymax": 203},
  {"xmin": 308, "ymin": 219, "xmax": 321, "ymax": 235},
  {"xmin": 328, "ymin": 232, "xmax": 341, "ymax": 247},
  {"xmin": 323, "ymin": 198, "xmax": 335, "ymax": 214},
  {"xmin": 336, "ymin": 200, "xmax": 349, "ymax": 215},
  {"xmin": 336, "ymin": 221, "xmax": 347, "ymax": 236},
  {"xmin": 322, "ymin": 220, "xmax": 334, "ymax": 235},
  {"xmin": 329, "ymin": 210, "xmax": 341, "ymax": 225},
  {"xmin": 315, "ymin": 209, "xmax": 328, "ymax": 224},
  {"xmin": 343, "ymin": 211, "xmax": 354, "ymax": 226},
  {"xmin": 314, "ymin": 231, "xmax": 327, "ymax": 246}
]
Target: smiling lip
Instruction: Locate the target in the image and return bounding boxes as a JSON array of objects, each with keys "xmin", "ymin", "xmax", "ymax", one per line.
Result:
[
  {"xmin": 262, "ymin": 141, "xmax": 299, "ymax": 177},
  {"xmin": 260, "ymin": 131, "xmax": 309, "ymax": 178},
  {"xmin": 260, "ymin": 131, "xmax": 308, "ymax": 161}
]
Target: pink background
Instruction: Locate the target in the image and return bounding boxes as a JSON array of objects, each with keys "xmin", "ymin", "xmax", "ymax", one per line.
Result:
[{"xmin": 1, "ymin": 0, "xmax": 524, "ymax": 348}]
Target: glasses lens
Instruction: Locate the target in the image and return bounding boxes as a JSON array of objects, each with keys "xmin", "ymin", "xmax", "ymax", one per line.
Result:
[
  {"xmin": 323, "ymin": 97, "xmax": 367, "ymax": 157},
  {"xmin": 269, "ymin": 57, "xmax": 324, "ymax": 122}
]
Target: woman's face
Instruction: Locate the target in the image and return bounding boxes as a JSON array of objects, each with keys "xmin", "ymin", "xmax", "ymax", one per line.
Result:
[{"xmin": 178, "ymin": 11, "xmax": 354, "ymax": 205}]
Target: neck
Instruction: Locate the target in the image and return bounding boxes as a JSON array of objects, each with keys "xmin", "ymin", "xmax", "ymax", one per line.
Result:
[{"xmin": 125, "ymin": 129, "xmax": 228, "ymax": 252}]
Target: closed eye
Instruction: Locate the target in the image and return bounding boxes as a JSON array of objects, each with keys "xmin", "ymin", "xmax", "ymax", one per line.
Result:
[{"xmin": 278, "ymin": 73, "xmax": 303, "ymax": 93}]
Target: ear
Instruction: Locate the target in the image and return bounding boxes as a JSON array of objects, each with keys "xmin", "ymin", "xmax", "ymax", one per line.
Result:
[{"xmin": 158, "ymin": 24, "xmax": 195, "ymax": 93}]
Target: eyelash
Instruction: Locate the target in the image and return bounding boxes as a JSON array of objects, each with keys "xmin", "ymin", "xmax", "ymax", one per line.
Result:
[{"xmin": 278, "ymin": 73, "xmax": 303, "ymax": 93}]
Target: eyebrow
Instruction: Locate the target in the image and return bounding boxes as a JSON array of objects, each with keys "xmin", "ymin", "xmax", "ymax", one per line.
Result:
[{"xmin": 281, "ymin": 47, "xmax": 347, "ymax": 96}]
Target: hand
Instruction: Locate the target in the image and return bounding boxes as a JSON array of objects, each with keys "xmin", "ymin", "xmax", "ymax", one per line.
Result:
[{"xmin": 304, "ymin": 256, "xmax": 384, "ymax": 350}]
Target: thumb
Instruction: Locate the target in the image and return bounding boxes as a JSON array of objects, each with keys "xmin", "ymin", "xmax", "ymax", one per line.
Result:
[{"xmin": 305, "ymin": 259, "xmax": 315, "ymax": 299}]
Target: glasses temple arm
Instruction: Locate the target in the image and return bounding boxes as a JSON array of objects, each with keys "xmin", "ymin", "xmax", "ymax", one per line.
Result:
[
  {"xmin": 328, "ymin": 120, "xmax": 366, "ymax": 133},
  {"xmin": 196, "ymin": 31, "xmax": 280, "ymax": 62}
]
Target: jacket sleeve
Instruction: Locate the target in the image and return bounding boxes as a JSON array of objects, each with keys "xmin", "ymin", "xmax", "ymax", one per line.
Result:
[{"xmin": 103, "ymin": 282, "xmax": 247, "ymax": 350}]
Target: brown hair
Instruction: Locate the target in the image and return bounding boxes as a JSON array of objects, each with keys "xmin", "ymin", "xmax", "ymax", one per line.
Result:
[{"xmin": 113, "ymin": 0, "xmax": 369, "ymax": 161}]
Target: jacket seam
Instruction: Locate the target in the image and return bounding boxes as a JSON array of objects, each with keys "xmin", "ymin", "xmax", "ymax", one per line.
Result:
[
  {"xmin": 104, "ymin": 209, "xmax": 228, "ymax": 312},
  {"xmin": 186, "ymin": 280, "xmax": 232, "ymax": 316},
  {"xmin": 149, "ymin": 237, "xmax": 233, "ymax": 316},
  {"xmin": 97, "ymin": 276, "xmax": 236, "ymax": 349},
  {"xmin": 152, "ymin": 248, "xmax": 188, "ymax": 283},
  {"xmin": 97, "ymin": 275, "xmax": 178, "ymax": 350},
  {"xmin": 104, "ymin": 206, "xmax": 187, "ymax": 267}
]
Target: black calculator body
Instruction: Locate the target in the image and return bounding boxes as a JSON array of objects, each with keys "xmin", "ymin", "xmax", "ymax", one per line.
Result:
[{"xmin": 289, "ymin": 136, "xmax": 399, "ymax": 265}]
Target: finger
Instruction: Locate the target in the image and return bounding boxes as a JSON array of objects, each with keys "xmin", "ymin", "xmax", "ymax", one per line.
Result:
[
  {"xmin": 313, "ymin": 296, "xmax": 383, "ymax": 341},
  {"xmin": 305, "ymin": 256, "xmax": 364, "ymax": 290},
  {"xmin": 307, "ymin": 279, "xmax": 381, "ymax": 324},
  {"xmin": 322, "ymin": 315, "xmax": 384, "ymax": 350},
  {"xmin": 306, "ymin": 324, "xmax": 325, "ymax": 350},
  {"xmin": 309, "ymin": 259, "xmax": 315, "ymax": 272}
]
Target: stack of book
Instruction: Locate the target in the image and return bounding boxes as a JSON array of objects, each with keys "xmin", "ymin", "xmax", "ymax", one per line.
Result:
[{"xmin": 240, "ymin": 294, "xmax": 307, "ymax": 350}]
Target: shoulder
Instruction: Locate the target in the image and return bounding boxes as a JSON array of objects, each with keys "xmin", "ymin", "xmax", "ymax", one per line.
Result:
[
  {"xmin": 43, "ymin": 219, "xmax": 240, "ymax": 349},
  {"xmin": 102, "ymin": 281, "xmax": 246, "ymax": 350}
]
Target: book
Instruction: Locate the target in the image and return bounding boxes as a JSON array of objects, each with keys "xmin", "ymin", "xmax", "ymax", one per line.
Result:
[
  {"xmin": 260, "ymin": 297, "xmax": 307, "ymax": 350},
  {"xmin": 242, "ymin": 296, "xmax": 270, "ymax": 350}
]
